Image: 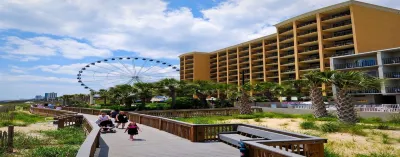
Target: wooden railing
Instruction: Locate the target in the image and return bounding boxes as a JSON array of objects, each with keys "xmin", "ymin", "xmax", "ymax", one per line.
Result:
[
  {"xmin": 245, "ymin": 139, "xmax": 326, "ymax": 157},
  {"xmin": 54, "ymin": 107, "xmax": 326, "ymax": 157},
  {"xmin": 0, "ymin": 126, "xmax": 14, "ymax": 153},
  {"xmin": 135, "ymin": 107, "xmax": 263, "ymax": 118},
  {"xmin": 76, "ymin": 117, "xmax": 100, "ymax": 157}
]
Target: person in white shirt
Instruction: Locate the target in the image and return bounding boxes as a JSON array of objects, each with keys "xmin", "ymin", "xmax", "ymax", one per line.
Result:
[{"xmin": 97, "ymin": 112, "xmax": 113, "ymax": 132}]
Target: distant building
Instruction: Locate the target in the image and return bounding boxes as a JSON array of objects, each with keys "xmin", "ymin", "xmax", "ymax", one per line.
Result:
[
  {"xmin": 44, "ymin": 92, "xmax": 57, "ymax": 101},
  {"xmin": 35, "ymin": 95, "xmax": 43, "ymax": 100}
]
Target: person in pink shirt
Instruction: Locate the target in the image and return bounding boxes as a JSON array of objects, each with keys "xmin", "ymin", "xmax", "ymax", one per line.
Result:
[{"xmin": 124, "ymin": 122, "xmax": 141, "ymax": 141}]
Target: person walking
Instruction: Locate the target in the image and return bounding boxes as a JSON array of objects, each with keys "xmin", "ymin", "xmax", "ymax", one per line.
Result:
[
  {"xmin": 125, "ymin": 122, "xmax": 141, "ymax": 141},
  {"xmin": 115, "ymin": 111, "xmax": 128, "ymax": 129}
]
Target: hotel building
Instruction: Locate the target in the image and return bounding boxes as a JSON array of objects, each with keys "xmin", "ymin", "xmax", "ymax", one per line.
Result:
[{"xmin": 179, "ymin": 0, "xmax": 400, "ymax": 99}]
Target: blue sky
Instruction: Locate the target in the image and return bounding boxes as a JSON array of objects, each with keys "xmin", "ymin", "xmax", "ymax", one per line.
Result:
[{"xmin": 0, "ymin": 0, "xmax": 399, "ymax": 100}]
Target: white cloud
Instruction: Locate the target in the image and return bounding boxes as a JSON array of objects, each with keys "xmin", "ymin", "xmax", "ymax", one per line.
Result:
[
  {"xmin": 0, "ymin": 54, "xmax": 40, "ymax": 61},
  {"xmin": 1, "ymin": 0, "xmax": 399, "ymax": 60},
  {"xmin": 0, "ymin": 36, "xmax": 112, "ymax": 60},
  {"xmin": 0, "ymin": 72, "xmax": 76, "ymax": 84}
]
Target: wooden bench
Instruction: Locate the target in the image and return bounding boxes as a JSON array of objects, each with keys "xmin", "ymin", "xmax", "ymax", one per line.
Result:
[{"xmin": 219, "ymin": 126, "xmax": 298, "ymax": 147}]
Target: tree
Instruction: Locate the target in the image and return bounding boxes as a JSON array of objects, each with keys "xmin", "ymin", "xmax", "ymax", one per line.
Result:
[
  {"xmin": 98, "ymin": 89, "xmax": 109, "ymax": 106},
  {"xmin": 301, "ymin": 71, "xmax": 335, "ymax": 118},
  {"xmin": 191, "ymin": 80, "xmax": 217, "ymax": 108},
  {"xmin": 253, "ymin": 82, "xmax": 281, "ymax": 102},
  {"xmin": 114, "ymin": 84, "xmax": 133, "ymax": 107},
  {"xmin": 215, "ymin": 83, "xmax": 237, "ymax": 107},
  {"xmin": 132, "ymin": 82, "xmax": 154, "ymax": 110},
  {"xmin": 156, "ymin": 78, "xmax": 181, "ymax": 109},
  {"xmin": 330, "ymin": 71, "xmax": 382, "ymax": 124},
  {"xmin": 237, "ymin": 82, "xmax": 254, "ymax": 114}
]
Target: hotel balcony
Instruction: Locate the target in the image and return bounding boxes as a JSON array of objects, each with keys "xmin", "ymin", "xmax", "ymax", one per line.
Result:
[
  {"xmin": 281, "ymin": 68, "xmax": 296, "ymax": 74},
  {"xmin": 266, "ymin": 67, "xmax": 278, "ymax": 72},
  {"xmin": 252, "ymin": 51, "xmax": 263, "ymax": 56},
  {"xmin": 266, "ymin": 60, "xmax": 278, "ymax": 65},
  {"xmin": 280, "ymin": 36, "xmax": 294, "ymax": 44},
  {"xmin": 323, "ymin": 29, "xmax": 353, "ymax": 41},
  {"xmin": 298, "ymin": 45, "xmax": 319, "ymax": 55},
  {"xmin": 266, "ymin": 53, "xmax": 278, "ymax": 58},
  {"xmin": 266, "ymin": 48, "xmax": 278, "ymax": 53},
  {"xmin": 266, "ymin": 41, "xmax": 277, "ymax": 46},
  {"xmin": 280, "ymin": 51, "xmax": 295, "ymax": 58},
  {"xmin": 279, "ymin": 27, "xmax": 293, "ymax": 35},
  {"xmin": 386, "ymin": 87, "xmax": 400, "ymax": 93},
  {"xmin": 321, "ymin": 10, "xmax": 351, "ymax": 22},
  {"xmin": 299, "ymin": 56, "xmax": 320, "ymax": 63},
  {"xmin": 297, "ymin": 29, "xmax": 318, "ymax": 38},
  {"xmin": 300, "ymin": 65, "xmax": 320, "ymax": 71},
  {"xmin": 298, "ymin": 37, "xmax": 318, "ymax": 47},
  {"xmin": 322, "ymin": 19, "xmax": 352, "ymax": 32},
  {"xmin": 297, "ymin": 20, "xmax": 317, "ymax": 30},
  {"xmin": 382, "ymin": 57, "xmax": 400, "ymax": 65},
  {"xmin": 334, "ymin": 60, "xmax": 377, "ymax": 70},
  {"xmin": 330, "ymin": 49, "xmax": 355, "ymax": 57},
  {"xmin": 384, "ymin": 72, "xmax": 400, "ymax": 79},
  {"xmin": 252, "ymin": 44, "xmax": 263, "ymax": 50},
  {"xmin": 281, "ymin": 59, "xmax": 295, "ymax": 66},
  {"xmin": 324, "ymin": 39, "xmax": 354, "ymax": 50},
  {"xmin": 280, "ymin": 44, "xmax": 294, "ymax": 51}
]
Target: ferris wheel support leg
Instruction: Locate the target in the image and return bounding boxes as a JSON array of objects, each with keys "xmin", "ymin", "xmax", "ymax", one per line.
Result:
[{"xmin": 90, "ymin": 94, "xmax": 94, "ymax": 105}]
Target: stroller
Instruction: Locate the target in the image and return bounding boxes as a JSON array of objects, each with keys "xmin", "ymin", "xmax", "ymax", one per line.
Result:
[{"xmin": 97, "ymin": 119, "xmax": 117, "ymax": 133}]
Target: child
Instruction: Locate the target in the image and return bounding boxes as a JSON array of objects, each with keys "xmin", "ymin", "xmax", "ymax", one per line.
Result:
[{"xmin": 125, "ymin": 122, "xmax": 141, "ymax": 140}]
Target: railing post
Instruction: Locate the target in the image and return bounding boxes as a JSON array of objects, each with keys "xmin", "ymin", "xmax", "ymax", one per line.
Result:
[
  {"xmin": 139, "ymin": 115, "xmax": 142, "ymax": 124},
  {"xmin": 58, "ymin": 117, "xmax": 65, "ymax": 129},
  {"xmin": 91, "ymin": 109, "xmax": 94, "ymax": 115},
  {"xmin": 158, "ymin": 119, "xmax": 162, "ymax": 130},
  {"xmin": 75, "ymin": 115, "xmax": 84, "ymax": 127},
  {"xmin": 7, "ymin": 126, "xmax": 14, "ymax": 153}
]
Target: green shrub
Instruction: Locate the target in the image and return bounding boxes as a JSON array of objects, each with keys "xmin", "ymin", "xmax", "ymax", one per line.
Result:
[
  {"xmin": 320, "ymin": 122, "xmax": 340, "ymax": 133},
  {"xmin": 356, "ymin": 152, "xmax": 397, "ymax": 157},
  {"xmin": 145, "ymin": 103, "xmax": 170, "ymax": 110},
  {"xmin": 388, "ymin": 113, "xmax": 400, "ymax": 124},
  {"xmin": 13, "ymin": 132, "xmax": 47, "ymax": 149},
  {"xmin": 27, "ymin": 146, "xmax": 78, "ymax": 157},
  {"xmin": 213, "ymin": 99, "xmax": 233, "ymax": 108},
  {"xmin": 165, "ymin": 97, "xmax": 198, "ymax": 109},
  {"xmin": 40, "ymin": 127, "xmax": 85, "ymax": 145},
  {"xmin": 345, "ymin": 125, "xmax": 367, "ymax": 136},
  {"xmin": 254, "ymin": 118, "xmax": 262, "ymax": 122},
  {"xmin": 377, "ymin": 124, "xmax": 390, "ymax": 130},
  {"xmin": 300, "ymin": 121, "xmax": 317, "ymax": 130},
  {"xmin": 359, "ymin": 117, "xmax": 383, "ymax": 123},
  {"xmin": 324, "ymin": 148, "xmax": 340, "ymax": 157}
]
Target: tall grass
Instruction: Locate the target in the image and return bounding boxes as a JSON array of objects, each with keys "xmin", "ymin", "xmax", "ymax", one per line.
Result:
[
  {"xmin": 300, "ymin": 121, "xmax": 317, "ymax": 130},
  {"xmin": 0, "ymin": 111, "xmax": 47, "ymax": 127},
  {"xmin": 39, "ymin": 127, "xmax": 86, "ymax": 145},
  {"xmin": 27, "ymin": 146, "xmax": 79, "ymax": 157}
]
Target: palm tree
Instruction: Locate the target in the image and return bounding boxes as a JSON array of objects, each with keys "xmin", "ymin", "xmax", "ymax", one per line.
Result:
[
  {"xmin": 114, "ymin": 84, "xmax": 133, "ymax": 107},
  {"xmin": 330, "ymin": 71, "xmax": 382, "ymax": 124},
  {"xmin": 237, "ymin": 82, "xmax": 254, "ymax": 114},
  {"xmin": 191, "ymin": 80, "xmax": 218, "ymax": 108},
  {"xmin": 132, "ymin": 82, "xmax": 154, "ymax": 110},
  {"xmin": 156, "ymin": 78, "xmax": 181, "ymax": 109},
  {"xmin": 98, "ymin": 89, "xmax": 109, "ymax": 106},
  {"xmin": 216, "ymin": 83, "xmax": 237, "ymax": 107},
  {"xmin": 301, "ymin": 71, "xmax": 335, "ymax": 118},
  {"xmin": 253, "ymin": 82, "xmax": 281, "ymax": 102}
]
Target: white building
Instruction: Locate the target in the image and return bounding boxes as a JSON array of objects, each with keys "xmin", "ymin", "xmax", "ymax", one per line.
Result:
[{"xmin": 330, "ymin": 47, "xmax": 400, "ymax": 104}]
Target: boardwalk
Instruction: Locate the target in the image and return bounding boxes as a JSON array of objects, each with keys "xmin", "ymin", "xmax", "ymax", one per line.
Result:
[{"xmin": 83, "ymin": 114, "xmax": 239, "ymax": 157}]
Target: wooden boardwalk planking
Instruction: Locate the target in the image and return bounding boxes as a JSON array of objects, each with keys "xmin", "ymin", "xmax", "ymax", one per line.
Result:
[{"xmin": 83, "ymin": 114, "xmax": 238, "ymax": 157}]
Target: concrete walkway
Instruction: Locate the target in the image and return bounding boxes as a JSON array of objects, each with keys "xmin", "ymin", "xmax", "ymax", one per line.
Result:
[{"xmin": 83, "ymin": 114, "xmax": 239, "ymax": 157}]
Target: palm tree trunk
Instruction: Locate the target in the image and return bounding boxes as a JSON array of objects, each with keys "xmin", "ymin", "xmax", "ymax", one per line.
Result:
[
  {"xmin": 170, "ymin": 88, "xmax": 176, "ymax": 109},
  {"xmin": 336, "ymin": 89, "xmax": 357, "ymax": 124},
  {"xmin": 239, "ymin": 91, "xmax": 253, "ymax": 114},
  {"xmin": 310, "ymin": 87, "xmax": 328, "ymax": 118}
]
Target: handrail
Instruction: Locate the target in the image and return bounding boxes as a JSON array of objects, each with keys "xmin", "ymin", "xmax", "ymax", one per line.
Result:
[
  {"xmin": 76, "ymin": 117, "xmax": 100, "ymax": 157},
  {"xmin": 244, "ymin": 141, "xmax": 304, "ymax": 157}
]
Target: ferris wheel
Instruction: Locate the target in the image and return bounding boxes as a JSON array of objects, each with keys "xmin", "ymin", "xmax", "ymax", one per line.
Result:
[{"xmin": 76, "ymin": 57, "xmax": 180, "ymax": 92}]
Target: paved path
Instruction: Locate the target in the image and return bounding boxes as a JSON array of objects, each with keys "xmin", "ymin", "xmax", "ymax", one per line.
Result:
[{"xmin": 83, "ymin": 114, "xmax": 239, "ymax": 157}]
